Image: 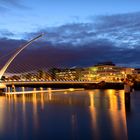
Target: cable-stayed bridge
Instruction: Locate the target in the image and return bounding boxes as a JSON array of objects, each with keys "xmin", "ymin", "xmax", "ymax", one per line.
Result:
[{"xmin": 0, "ymin": 34, "xmax": 102, "ymax": 91}]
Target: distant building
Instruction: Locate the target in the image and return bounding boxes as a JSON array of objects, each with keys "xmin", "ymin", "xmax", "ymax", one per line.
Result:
[
  {"xmin": 42, "ymin": 63, "xmax": 137, "ymax": 82},
  {"xmin": 4, "ymin": 62, "xmax": 138, "ymax": 82},
  {"xmin": 134, "ymin": 68, "xmax": 140, "ymax": 81},
  {"xmin": 55, "ymin": 68, "xmax": 83, "ymax": 81},
  {"xmin": 37, "ymin": 70, "xmax": 52, "ymax": 80},
  {"xmin": 94, "ymin": 61, "xmax": 115, "ymax": 66},
  {"xmin": 135, "ymin": 68, "xmax": 140, "ymax": 74},
  {"xmin": 81, "ymin": 62, "xmax": 136, "ymax": 82},
  {"xmin": 81, "ymin": 65, "xmax": 123, "ymax": 82}
]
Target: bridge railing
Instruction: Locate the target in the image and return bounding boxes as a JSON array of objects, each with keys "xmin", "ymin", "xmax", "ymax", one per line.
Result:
[{"xmin": 3, "ymin": 79, "xmax": 98, "ymax": 82}]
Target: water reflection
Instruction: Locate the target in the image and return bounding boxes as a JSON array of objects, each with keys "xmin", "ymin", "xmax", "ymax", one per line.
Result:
[
  {"xmin": 0, "ymin": 89, "xmax": 133, "ymax": 140},
  {"xmin": 0, "ymin": 97, "xmax": 6, "ymax": 133},
  {"xmin": 40, "ymin": 93, "xmax": 44, "ymax": 110},
  {"xmin": 88, "ymin": 91, "xmax": 99, "ymax": 139},
  {"xmin": 106, "ymin": 90, "xmax": 128, "ymax": 140},
  {"xmin": 87, "ymin": 90, "xmax": 128, "ymax": 140}
]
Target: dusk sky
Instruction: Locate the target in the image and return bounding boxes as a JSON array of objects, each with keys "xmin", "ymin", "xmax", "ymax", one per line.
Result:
[{"xmin": 1, "ymin": 0, "xmax": 140, "ymax": 72}]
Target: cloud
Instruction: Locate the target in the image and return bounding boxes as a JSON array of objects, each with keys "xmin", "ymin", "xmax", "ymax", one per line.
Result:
[
  {"xmin": 0, "ymin": 0, "xmax": 28, "ymax": 10},
  {"xmin": 0, "ymin": 30, "xmax": 15, "ymax": 38},
  {"xmin": 0, "ymin": 36, "xmax": 140, "ymax": 74},
  {"xmin": 92, "ymin": 12, "xmax": 140, "ymax": 48},
  {"xmin": 25, "ymin": 12, "xmax": 140, "ymax": 50},
  {"xmin": 1, "ymin": 12, "xmax": 140, "ymax": 71}
]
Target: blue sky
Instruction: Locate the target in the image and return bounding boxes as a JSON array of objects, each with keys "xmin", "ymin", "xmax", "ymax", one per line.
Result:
[
  {"xmin": 1, "ymin": 0, "xmax": 140, "ymax": 69},
  {"xmin": 1, "ymin": 0, "xmax": 140, "ymax": 35}
]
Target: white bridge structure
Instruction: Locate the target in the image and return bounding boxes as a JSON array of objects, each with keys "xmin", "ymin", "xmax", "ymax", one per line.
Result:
[
  {"xmin": 0, "ymin": 34, "xmax": 119, "ymax": 91},
  {"xmin": 0, "ymin": 34, "xmax": 44, "ymax": 89},
  {"xmin": 0, "ymin": 34, "xmax": 101, "ymax": 90}
]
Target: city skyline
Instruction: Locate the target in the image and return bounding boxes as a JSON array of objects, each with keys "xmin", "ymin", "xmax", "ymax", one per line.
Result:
[{"xmin": 0, "ymin": 0, "xmax": 140, "ymax": 69}]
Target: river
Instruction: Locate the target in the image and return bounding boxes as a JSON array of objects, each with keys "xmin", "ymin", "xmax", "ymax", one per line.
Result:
[{"xmin": 0, "ymin": 89, "xmax": 140, "ymax": 140}]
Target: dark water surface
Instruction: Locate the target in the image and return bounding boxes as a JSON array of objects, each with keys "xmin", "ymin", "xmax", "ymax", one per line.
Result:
[{"xmin": 0, "ymin": 89, "xmax": 140, "ymax": 140}]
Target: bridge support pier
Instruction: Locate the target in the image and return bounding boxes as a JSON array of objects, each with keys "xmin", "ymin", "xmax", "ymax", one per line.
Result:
[
  {"xmin": 40, "ymin": 87, "xmax": 43, "ymax": 91},
  {"xmin": 47, "ymin": 88, "xmax": 52, "ymax": 94},
  {"xmin": 0, "ymin": 83, "xmax": 6, "ymax": 90},
  {"xmin": 5, "ymin": 87, "xmax": 7, "ymax": 93},
  {"xmin": 8, "ymin": 87, "xmax": 11, "ymax": 93},
  {"xmin": 22, "ymin": 87, "xmax": 25, "ymax": 92},
  {"xmin": 12, "ymin": 85, "xmax": 16, "ymax": 92}
]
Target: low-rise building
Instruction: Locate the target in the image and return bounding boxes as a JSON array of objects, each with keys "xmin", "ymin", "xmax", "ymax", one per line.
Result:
[
  {"xmin": 81, "ymin": 62, "xmax": 136, "ymax": 82},
  {"xmin": 55, "ymin": 68, "xmax": 83, "ymax": 81}
]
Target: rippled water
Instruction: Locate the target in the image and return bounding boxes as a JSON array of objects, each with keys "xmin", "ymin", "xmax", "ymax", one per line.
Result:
[{"xmin": 0, "ymin": 89, "xmax": 140, "ymax": 140}]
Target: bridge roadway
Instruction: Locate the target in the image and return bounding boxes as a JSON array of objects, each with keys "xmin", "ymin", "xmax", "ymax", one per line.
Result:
[
  {"xmin": 0, "ymin": 80, "xmax": 123, "ymax": 90},
  {"xmin": 2, "ymin": 80, "xmax": 99, "ymax": 87}
]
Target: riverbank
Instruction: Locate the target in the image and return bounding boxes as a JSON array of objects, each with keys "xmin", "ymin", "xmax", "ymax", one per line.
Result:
[
  {"xmin": 85, "ymin": 81, "xmax": 140, "ymax": 90},
  {"xmin": 2, "ymin": 81, "xmax": 140, "ymax": 95}
]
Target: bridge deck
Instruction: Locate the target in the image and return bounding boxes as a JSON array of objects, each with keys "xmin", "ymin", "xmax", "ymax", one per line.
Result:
[{"xmin": 2, "ymin": 80, "xmax": 122, "ymax": 86}]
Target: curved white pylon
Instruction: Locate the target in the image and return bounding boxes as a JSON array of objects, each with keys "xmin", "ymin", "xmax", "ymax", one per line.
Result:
[{"xmin": 0, "ymin": 34, "xmax": 44, "ymax": 79}]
